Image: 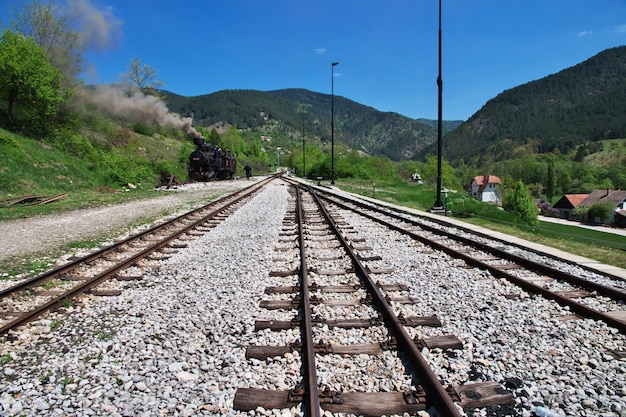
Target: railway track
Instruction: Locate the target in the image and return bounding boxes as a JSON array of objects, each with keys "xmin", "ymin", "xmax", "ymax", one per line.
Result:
[
  {"xmin": 304, "ymin": 181, "xmax": 626, "ymax": 336},
  {"xmin": 2, "ymin": 176, "xmax": 625, "ymax": 416},
  {"xmin": 0, "ymin": 176, "xmax": 276, "ymax": 337},
  {"xmin": 234, "ymin": 183, "xmax": 514, "ymax": 416}
]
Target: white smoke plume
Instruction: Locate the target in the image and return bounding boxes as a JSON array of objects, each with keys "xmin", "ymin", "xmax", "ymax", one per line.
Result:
[
  {"xmin": 63, "ymin": 1, "xmax": 201, "ymax": 138},
  {"xmin": 65, "ymin": 0, "xmax": 123, "ymax": 51},
  {"xmin": 91, "ymin": 85, "xmax": 202, "ymax": 138}
]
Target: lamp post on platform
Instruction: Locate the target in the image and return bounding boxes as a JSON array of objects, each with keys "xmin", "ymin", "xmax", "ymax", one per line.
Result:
[
  {"xmin": 331, "ymin": 61, "xmax": 339, "ymax": 185},
  {"xmin": 431, "ymin": 0, "xmax": 445, "ymax": 211},
  {"xmin": 302, "ymin": 110, "xmax": 306, "ymax": 178},
  {"xmin": 276, "ymin": 146, "xmax": 282, "ymax": 171}
]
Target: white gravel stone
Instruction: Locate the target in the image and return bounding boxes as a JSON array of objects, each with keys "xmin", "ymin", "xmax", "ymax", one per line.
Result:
[{"xmin": 2, "ymin": 181, "xmax": 626, "ymax": 417}]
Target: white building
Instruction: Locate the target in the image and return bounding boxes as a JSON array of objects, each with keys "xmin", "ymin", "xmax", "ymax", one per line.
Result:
[{"xmin": 470, "ymin": 174, "xmax": 502, "ymax": 204}]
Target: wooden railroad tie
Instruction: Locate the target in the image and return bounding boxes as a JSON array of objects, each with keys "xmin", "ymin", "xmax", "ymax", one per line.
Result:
[
  {"xmin": 273, "ymin": 246, "xmax": 294, "ymax": 252},
  {"xmin": 234, "ymin": 381, "xmax": 513, "ymax": 414},
  {"xmin": 414, "ymin": 335, "xmax": 464, "ymax": 350},
  {"xmin": 313, "ymin": 268, "xmax": 354, "ymax": 276},
  {"xmin": 605, "ymin": 310, "xmax": 626, "ymax": 324},
  {"xmin": 351, "ymin": 245, "xmax": 374, "ymax": 251},
  {"xmin": 553, "ymin": 289, "xmax": 592, "ymax": 299},
  {"xmin": 167, "ymin": 243, "xmax": 188, "ymax": 249},
  {"xmin": 269, "ymin": 268, "xmax": 300, "ymax": 277},
  {"xmin": 265, "ymin": 284, "xmax": 364, "ymax": 294},
  {"xmin": 185, "ymin": 230, "xmax": 206, "ymax": 236},
  {"xmin": 359, "ymin": 255, "xmax": 383, "ymax": 261},
  {"xmin": 87, "ymin": 289, "xmax": 123, "ymax": 297},
  {"xmin": 113, "ymin": 275, "xmax": 144, "ymax": 281},
  {"xmin": 255, "ymin": 315, "xmax": 441, "ymax": 331}
]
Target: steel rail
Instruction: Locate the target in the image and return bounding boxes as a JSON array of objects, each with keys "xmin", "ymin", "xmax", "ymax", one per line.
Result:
[
  {"xmin": 1, "ymin": 176, "xmax": 276, "ymax": 299},
  {"xmin": 295, "ymin": 187, "xmax": 321, "ymax": 417},
  {"xmin": 315, "ymin": 185, "xmax": 625, "ymax": 282},
  {"xmin": 0, "ymin": 177, "xmax": 276, "ymax": 336},
  {"xmin": 315, "ymin": 190, "xmax": 626, "ymax": 302},
  {"xmin": 306, "ymin": 186, "xmax": 463, "ymax": 417},
  {"xmin": 314, "ymin": 189, "xmax": 626, "ymax": 335}
]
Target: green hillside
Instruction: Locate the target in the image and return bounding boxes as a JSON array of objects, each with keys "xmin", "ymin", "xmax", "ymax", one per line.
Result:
[
  {"xmin": 423, "ymin": 45, "xmax": 626, "ymax": 164},
  {"xmin": 163, "ymin": 88, "xmax": 460, "ymax": 161}
]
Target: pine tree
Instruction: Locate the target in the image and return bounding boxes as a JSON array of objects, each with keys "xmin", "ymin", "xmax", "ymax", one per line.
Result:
[{"xmin": 546, "ymin": 156, "xmax": 557, "ymax": 202}]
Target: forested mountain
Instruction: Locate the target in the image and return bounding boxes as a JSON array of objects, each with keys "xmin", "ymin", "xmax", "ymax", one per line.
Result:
[
  {"xmin": 165, "ymin": 46, "xmax": 626, "ymax": 167},
  {"xmin": 421, "ymin": 45, "xmax": 626, "ymax": 165},
  {"xmin": 163, "ymin": 88, "xmax": 462, "ymax": 161}
]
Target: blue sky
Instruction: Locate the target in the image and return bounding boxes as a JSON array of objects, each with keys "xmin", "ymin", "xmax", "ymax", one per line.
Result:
[{"xmin": 2, "ymin": 0, "xmax": 626, "ymax": 121}]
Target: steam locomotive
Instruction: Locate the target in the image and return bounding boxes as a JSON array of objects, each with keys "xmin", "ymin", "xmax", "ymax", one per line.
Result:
[{"xmin": 188, "ymin": 137, "xmax": 237, "ymax": 181}]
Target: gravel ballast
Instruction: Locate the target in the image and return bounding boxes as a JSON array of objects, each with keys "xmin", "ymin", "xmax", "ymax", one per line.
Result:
[
  {"xmin": 1, "ymin": 181, "xmax": 626, "ymax": 417},
  {"xmin": 1, "ymin": 181, "xmax": 291, "ymax": 417}
]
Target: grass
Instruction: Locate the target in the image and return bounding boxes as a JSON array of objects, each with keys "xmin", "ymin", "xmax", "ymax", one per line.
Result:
[
  {"xmin": 335, "ymin": 178, "xmax": 626, "ymax": 270},
  {"xmin": 1, "ymin": 259, "xmax": 55, "ymax": 279},
  {"xmin": 0, "ymin": 184, "xmax": 173, "ymax": 222},
  {"xmin": 454, "ymin": 215, "xmax": 626, "ymax": 269},
  {"xmin": 50, "ymin": 319, "xmax": 64, "ymax": 331},
  {"xmin": 0, "ymin": 125, "xmax": 191, "ymax": 221}
]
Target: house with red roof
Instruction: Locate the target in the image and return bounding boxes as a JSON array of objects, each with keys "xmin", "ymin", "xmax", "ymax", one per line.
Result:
[
  {"xmin": 552, "ymin": 194, "xmax": 589, "ymax": 220},
  {"xmin": 553, "ymin": 190, "xmax": 626, "ymax": 226},
  {"xmin": 579, "ymin": 189, "xmax": 626, "ymax": 226},
  {"xmin": 469, "ymin": 175, "xmax": 502, "ymax": 204}
]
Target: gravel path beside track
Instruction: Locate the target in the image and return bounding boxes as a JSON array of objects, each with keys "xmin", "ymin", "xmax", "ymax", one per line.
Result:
[{"xmin": 0, "ymin": 181, "xmax": 253, "ymax": 264}]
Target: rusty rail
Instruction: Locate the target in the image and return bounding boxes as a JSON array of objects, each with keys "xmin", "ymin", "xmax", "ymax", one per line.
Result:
[
  {"xmin": 309, "ymin": 188, "xmax": 462, "ymax": 417},
  {"xmin": 313, "ymin": 186, "xmax": 626, "ymax": 335},
  {"xmin": 0, "ymin": 176, "xmax": 277, "ymax": 336},
  {"xmin": 295, "ymin": 187, "xmax": 322, "ymax": 417}
]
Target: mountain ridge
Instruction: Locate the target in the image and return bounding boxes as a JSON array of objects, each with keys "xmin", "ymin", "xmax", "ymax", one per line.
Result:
[
  {"xmin": 163, "ymin": 87, "xmax": 463, "ymax": 161},
  {"xmin": 426, "ymin": 45, "xmax": 626, "ymax": 164},
  {"xmin": 164, "ymin": 45, "xmax": 626, "ymax": 165}
]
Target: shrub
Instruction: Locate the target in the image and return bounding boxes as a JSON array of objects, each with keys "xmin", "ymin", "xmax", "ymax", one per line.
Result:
[
  {"xmin": 100, "ymin": 152, "xmax": 154, "ymax": 186},
  {"xmin": 502, "ymin": 180, "xmax": 539, "ymax": 225},
  {"xmin": 588, "ymin": 201, "xmax": 615, "ymax": 223},
  {"xmin": 538, "ymin": 202, "xmax": 560, "ymax": 217},
  {"xmin": 132, "ymin": 122, "xmax": 156, "ymax": 136}
]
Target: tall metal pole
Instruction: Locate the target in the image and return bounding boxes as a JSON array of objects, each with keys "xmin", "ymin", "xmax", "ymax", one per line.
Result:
[
  {"xmin": 331, "ymin": 62, "xmax": 338, "ymax": 185},
  {"xmin": 302, "ymin": 110, "xmax": 306, "ymax": 178},
  {"xmin": 433, "ymin": 0, "xmax": 444, "ymax": 209}
]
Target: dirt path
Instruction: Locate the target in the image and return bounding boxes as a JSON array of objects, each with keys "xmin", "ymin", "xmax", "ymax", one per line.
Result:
[{"xmin": 0, "ymin": 181, "xmax": 252, "ymax": 263}]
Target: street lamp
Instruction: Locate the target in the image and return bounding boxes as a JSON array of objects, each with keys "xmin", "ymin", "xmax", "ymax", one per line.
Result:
[
  {"xmin": 276, "ymin": 146, "xmax": 282, "ymax": 171},
  {"xmin": 302, "ymin": 110, "xmax": 306, "ymax": 178},
  {"xmin": 431, "ymin": 0, "xmax": 444, "ymax": 211},
  {"xmin": 331, "ymin": 61, "xmax": 339, "ymax": 185}
]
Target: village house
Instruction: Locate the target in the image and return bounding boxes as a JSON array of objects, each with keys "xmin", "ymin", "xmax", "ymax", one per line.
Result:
[
  {"xmin": 552, "ymin": 194, "xmax": 589, "ymax": 220},
  {"xmin": 553, "ymin": 189, "xmax": 626, "ymax": 227},
  {"xmin": 580, "ymin": 189, "xmax": 626, "ymax": 226},
  {"xmin": 469, "ymin": 174, "xmax": 502, "ymax": 204}
]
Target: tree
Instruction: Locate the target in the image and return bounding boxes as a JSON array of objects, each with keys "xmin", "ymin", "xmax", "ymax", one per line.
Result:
[
  {"xmin": 502, "ymin": 180, "xmax": 538, "ymax": 225},
  {"xmin": 0, "ymin": 30, "xmax": 65, "ymax": 132},
  {"xmin": 220, "ymin": 126, "xmax": 244, "ymax": 154},
  {"xmin": 209, "ymin": 128, "xmax": 222, "ymax": 147},
  {"xmin": 573, "ymin": 206, "xmax": 589, "ymax": 220},
  {"xmin": 546, "ymin": 156, "xmax": 557, "ymax": 201},
  {"xmin": 127, "ymin": 57, "xmax": 165, "ymax": 99},
  {"xmin": 422, "ymin": 155, "xmax": 461, "ymax": 190},
  {"xmin": 9, "ymin": 0, "xmax": 83, "ymax": 92}
]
